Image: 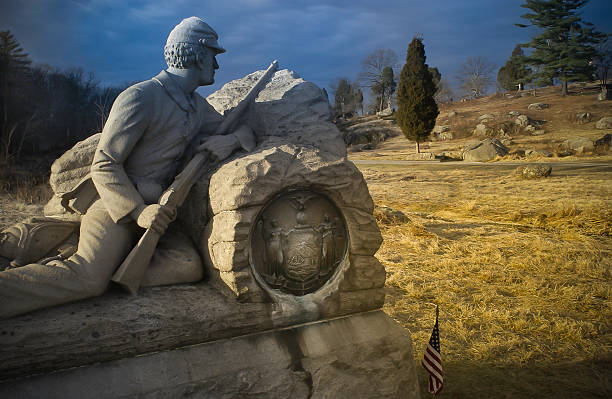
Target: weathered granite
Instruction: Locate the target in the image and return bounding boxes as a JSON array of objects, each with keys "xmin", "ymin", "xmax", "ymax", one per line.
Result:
[
  {"xmin": 0, "ymin": 310, "xmax": 419, "ymax": 399},
  {"xmin": 462, "ymin": 138, "xmax": 509, "ymax": 161}
]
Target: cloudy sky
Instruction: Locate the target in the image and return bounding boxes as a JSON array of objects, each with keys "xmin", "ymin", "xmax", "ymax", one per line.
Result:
[{"xmin": 1, "ymin": 0, "xmax": 610, "ymax": 99}]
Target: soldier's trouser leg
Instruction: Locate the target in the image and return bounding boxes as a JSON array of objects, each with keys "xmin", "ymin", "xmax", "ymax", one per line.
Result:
[{"xmin": 0, "ymin": 201, "xmax": 137, "ymax": 319}]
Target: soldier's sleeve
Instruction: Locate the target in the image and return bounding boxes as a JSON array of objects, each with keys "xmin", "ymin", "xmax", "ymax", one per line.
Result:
[{"xmin": 90, "ymin": 86, "xmax": 151, "ymax": 223}]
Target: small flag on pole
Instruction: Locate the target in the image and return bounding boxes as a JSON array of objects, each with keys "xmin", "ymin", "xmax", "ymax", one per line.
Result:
[{"xmin": 422, "ymin": 305, "xmax": 443, "ymax": 395}]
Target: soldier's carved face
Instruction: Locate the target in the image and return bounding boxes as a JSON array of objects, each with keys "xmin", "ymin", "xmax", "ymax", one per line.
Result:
[{"xmin": 197, "ymin": 47, "xmax": 219, "ymax": 86}]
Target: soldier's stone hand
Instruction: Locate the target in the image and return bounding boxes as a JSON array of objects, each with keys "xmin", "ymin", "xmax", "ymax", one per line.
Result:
[
  {"xmin": 131, "ymin": 204, "xmax": 176, "ymax": 234},
  {"xmin": 197, "ymin": 134, "xmax": 239, "ymax": 161}
]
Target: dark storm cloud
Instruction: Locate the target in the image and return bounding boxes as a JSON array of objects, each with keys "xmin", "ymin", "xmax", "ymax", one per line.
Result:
[{"xmin": 1, "ymin": 0, "xmax": 610, "ymax": 97}]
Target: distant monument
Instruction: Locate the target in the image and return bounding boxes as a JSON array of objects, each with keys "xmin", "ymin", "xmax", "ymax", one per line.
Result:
[{"xmin": 0, "ymin": 17, "xmax": 420, "ymax": 399}]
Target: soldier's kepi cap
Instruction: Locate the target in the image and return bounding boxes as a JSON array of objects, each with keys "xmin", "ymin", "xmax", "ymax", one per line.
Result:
[{"xmin": 166, "ymin": 16, "xmax": 226, "ymax": 54}]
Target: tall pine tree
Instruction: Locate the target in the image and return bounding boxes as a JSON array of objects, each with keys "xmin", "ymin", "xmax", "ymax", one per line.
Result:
[
  {"xmin": 497, "ymin": 45, "xmax": 531, "ymax": 92},
  {"xmin": 517, "ymin": 0, "xmax": 605, "ymax": 96},
  {"xmin": 396, "ymin": 37, "xmax": 438, "ymax": 154}
]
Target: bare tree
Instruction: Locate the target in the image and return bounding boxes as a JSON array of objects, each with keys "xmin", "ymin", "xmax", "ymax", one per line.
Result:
[
  {"xmin": 434, "ymin": 78, "xmax": 454, "ymax": 103},
  {"xmin": 358, "ymin": 48, "xmax": 399, "ymax": 111},
  {"xmin": 594, "ymin": 34, "xmax": 612, "ymax": 90},
  {"xmin": 456, "ymin": 56, "xmax": 495, "ymax": 98}
]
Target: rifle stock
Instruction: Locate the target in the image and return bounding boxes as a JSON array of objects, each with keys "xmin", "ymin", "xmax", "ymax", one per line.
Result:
[{"xmin": 111, "ymin": 61, "xmax": 279, "ymax": 294}]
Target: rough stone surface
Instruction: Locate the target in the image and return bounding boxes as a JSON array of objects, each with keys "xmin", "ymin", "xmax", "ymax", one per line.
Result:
[
  {"xmin": 437, "ymin": 131, "xmax": 454, "ymax": 141},
  {"xmin": 49, "ymin": 133, "xmax": 100, "ymax": 195},
  {"xmin": 462, "ymin": 138, "xmax": 509, "ymax": 162},
  {"xmin": 405, "ymin": 152, "xmax": 436, "ymax": 160},
  {"xmin": 528, "ymin": 102, "xmax": 550, "ymax": 110},
  {"xmin": 575, "ymin": 112, "xmax": 592, "ymax": 124},
  {"xmin": 508, "ymin": 111, "xmax": 521, "ymax": 116},
  {"xmin": 207, "ymin": 68, "xmax": 346, "ymax": 158},
  {"xmin": 376, "ymin": 107, "xmax": 394, "ymax": 117},
  {"xmin": 0, "ymin": 311, "xmax": 420, "ymax": 399},
  {"xmin": 595, "ymin": 117, "xmax": 612, "ymax": 130},
  {"xmin": 531, "ymin": 129, "xmax": 546, "ymax": 136},
  {"xmin": 515, "ymin": 114, "xmax": 530, "ymax": 127},
  {"xmin": 595, "ymin": 133, "xmax": 611, "ymax": 148},
  {"xmin": 479, "ymin": 113, "xmax": 495, "ymax": 122},
  {"xmin": 179, "ymin": 69, "xmax": 383, "ymax": 320},
  {"xmin": 564, "ymin": 137, "xmax": 594, "ymax": 154},
  {"xmin": 525, "ymin": 149, "xmax": 552, "ymax": 157},
  {"xmin": 433, "ymin": 124, "xmax": 451, "ymax": 134},
  {"xmin": 473, "ymin": 123, "xmax": 492, "ymax": 137},
  {"xmin": 518, "ymin": 164, "xmax": 552, "ymax": 179}
]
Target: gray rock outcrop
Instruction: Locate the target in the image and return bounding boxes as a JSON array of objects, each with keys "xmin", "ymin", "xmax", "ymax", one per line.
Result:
[
  {"xmin": 575, "ymin": 112, "xmax": 592, "ymax": 124},
  {"xmin": 563, "ymin": 137, "xmax": 594, "ymax": 154},
  {"xmin": 595, "ymin": 117, "xmax": 612, "ymax": 130},
  {"xmin": 528, "ymin": 103, "xmax": 550, "ymax": 110},
  {"xmin": 595, "ymin": 133, "xmax": 611, "ymax": 149},
  {"xmin": 517, "ymin": 164, "xmax": 552, "ymax": 179},
  {"xmin": 515, "ymin": 114, "xmax": 530, "ymax": 127},
  {"xmin": 462, "ymin": 138, "xmax": 509, "ymax": 162},
  {"xmin": 479, "ymin": 113, "xmax": 495, "ymax": 122},
  {"xmin": 473, "ymin": 123, "xmax": 492, "ymax": 137}
]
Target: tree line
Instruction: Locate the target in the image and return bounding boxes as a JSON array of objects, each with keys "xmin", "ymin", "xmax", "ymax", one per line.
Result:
[
  {"xmin": 0, "ymin": 30, "xmax": 126, "ymax": 169},
  {"xmin": 331, "ymin": 0, "xmax": 610, "ymax": 120}
]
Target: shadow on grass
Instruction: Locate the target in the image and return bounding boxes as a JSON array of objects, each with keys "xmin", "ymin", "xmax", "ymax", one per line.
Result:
[{"xmin": 415, "ymin": 353, "xmax": 612, "ymax": 398}]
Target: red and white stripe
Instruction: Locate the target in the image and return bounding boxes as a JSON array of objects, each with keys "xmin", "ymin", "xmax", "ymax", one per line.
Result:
[{"xmin": 422, "ymin": 343, "xmax": 443, "ymax": 394}]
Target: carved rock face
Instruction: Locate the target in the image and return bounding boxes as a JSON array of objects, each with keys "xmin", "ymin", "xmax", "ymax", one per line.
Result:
[{"xmin": 250, "ymin": 190, "xmax": 348, "ymax": 296}]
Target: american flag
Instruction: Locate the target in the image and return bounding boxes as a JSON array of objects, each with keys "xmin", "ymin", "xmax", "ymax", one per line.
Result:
[{"xmin": 422, "ymin": 306, "xmax": 443, "ymax": 395}]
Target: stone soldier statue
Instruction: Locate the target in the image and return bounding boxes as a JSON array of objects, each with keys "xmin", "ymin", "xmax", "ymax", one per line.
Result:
[{"xmin": 0, "ymin": 17, "xmax": 254, "ymax": 319}]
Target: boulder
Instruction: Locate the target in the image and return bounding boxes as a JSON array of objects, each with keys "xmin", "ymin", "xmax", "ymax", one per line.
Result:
[
  {"xmin": 595, "ymin": 133, "xmax": 611, "ymax": 149},
  {"xmin": 575, "ymin": 112, "xmax": 592, "ymax": 124},
  {"xmin": 376, "ymin": 107, "xmax": 393, "ymax": 117},
  {"xmin": 478, "ymin": 113, "xmax": 495, "ymax": 122},
  {"xmin": 182, "ymin": 69, "xmax": 385, "ymax": 312},
  {"xmin": 564, "ymin": 137, "xmax": 594, "ymax": 154},
  {"xmin": 445, "ymin": 111, "xmax": 458, "ymax": 118},
  {"xmin": 433, "ymin": 124, "xmax": 451, "ymax": 134},
  {"xmin": 595, "ymin": 117, "xmax": 612, "ymax": 130},
  {"xmin": 462, "ymin": 138, "xmax": 509, "ymax": 162},
  {"xmin": 375, "ymin": 205, "xmax": 410, "ymax": 224},
  {"xmin": 438, "ymin": 131, "xmax": 454, "ymax": 141},
  {"xmin": 517, "ymin": 164, "xmax": 552, "ymax": 179},
  {"xmin": 207, "ymin": 69, "xmax": 345, "ymax": 158},
  {"xmin": 525, "ymin": 124, "xmax": 536, "ymax": 133},
  {"xmin": 515, "ymin": 115, "xmax": 530, "ymax": 127},
  {"xmin": 473, "ymin": 123, "xmax": 492, "ymax": 137},
  {"xmin": 528, "ymin": 103, "xmax": 550, "ymax": 110},
  {"xmin": 508, "ymin": 111, "xmax": 521, "ymax": 116},
  {"xmin": 405, "ymin": 152, "xmax": 436, "ymax": 160},
  {"xmin": 525, "ymin": 149, "xmax": 552, "ymax": 157}
]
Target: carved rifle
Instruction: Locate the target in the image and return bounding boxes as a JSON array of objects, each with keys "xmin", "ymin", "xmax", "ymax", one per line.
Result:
[{"xmin": 111, "ymin": 60, "xmax": 279, "ymax": 294}]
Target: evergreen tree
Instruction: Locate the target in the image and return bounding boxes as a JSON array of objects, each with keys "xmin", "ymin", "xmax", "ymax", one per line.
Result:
[
  {"xmin": 497, "ymin": 45, "xmax": 532, "ymax": 92},
  {"xmin": 329, "ymin": 78, "xmax": 357, "ymax": 119},
  {"xmin": 396, "ymin": 37, "xmax": 439, "ymax": 154},
  {"xmin": 372, "ymin": 66, "xmax": 396, "ymax": 111},
  {"xmin": 0, "ymin": 30, "xmax": 31, "ymax": 164},
  {"xmin": 517, "ymin": 0, "xmax": 605, "ymax": 96}
]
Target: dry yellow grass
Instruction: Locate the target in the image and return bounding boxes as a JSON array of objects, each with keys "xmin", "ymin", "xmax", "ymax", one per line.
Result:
[{"xmin": 361, "ymin": 162, "xmax": 611, "ymax": 398}]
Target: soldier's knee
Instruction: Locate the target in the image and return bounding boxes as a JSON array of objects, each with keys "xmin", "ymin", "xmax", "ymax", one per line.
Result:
[{"xmin": 78, "ymin": 277, "xmax": 108, "ymax": 298}]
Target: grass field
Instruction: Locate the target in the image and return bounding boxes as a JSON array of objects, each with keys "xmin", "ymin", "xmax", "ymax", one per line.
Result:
[
  {"xmin": 1, "ymin": 87, "xmax": 611, "ymax": 397},
  {"xmin": 358, "ymin": 161, "xmax": 611, "ymax": 398}
]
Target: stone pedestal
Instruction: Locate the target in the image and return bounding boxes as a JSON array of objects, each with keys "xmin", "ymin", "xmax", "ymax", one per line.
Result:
[{"xmin": 0, "ymin": 311, "xmax": 418, "ymax": 399}]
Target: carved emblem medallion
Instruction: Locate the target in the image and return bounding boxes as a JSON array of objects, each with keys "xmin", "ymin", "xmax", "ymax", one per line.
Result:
[{"xmin": 250, "ymin": 190, "xmax": 348, "ymax": 296}]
